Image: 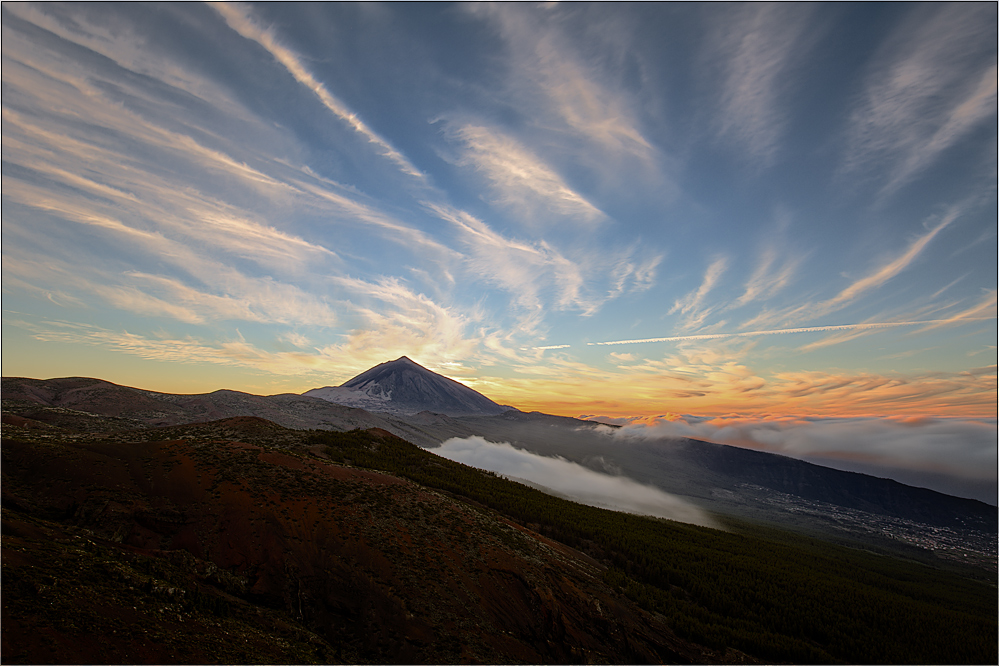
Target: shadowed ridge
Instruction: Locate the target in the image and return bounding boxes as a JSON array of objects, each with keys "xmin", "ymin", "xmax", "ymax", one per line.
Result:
[{"xmin": 1, "ymin": 422, "xmax": 723, "ymax": 664}]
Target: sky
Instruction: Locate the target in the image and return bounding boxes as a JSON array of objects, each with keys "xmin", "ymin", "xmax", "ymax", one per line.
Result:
[{"xmin": 2, "ymin": 3, "xmax": 996, "ymax": 495}]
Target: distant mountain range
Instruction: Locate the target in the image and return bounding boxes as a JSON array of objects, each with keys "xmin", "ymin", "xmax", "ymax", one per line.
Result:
[
  {"xmin": 3, "ymin": 360, "xmax": 995, "ymax": 565},
  {"xmin": 0, "ymin": 369, "xmax": 483, "ymax": 447}
]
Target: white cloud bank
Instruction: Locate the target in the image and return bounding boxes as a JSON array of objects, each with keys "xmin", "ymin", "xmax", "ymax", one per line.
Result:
[
  {"xmin": 434, "ymin": 436, "xmax": 718, "ymax": 528},
  {"xmin": 595, "ymin": 415, "xmax": 997, "ymax": 503}
]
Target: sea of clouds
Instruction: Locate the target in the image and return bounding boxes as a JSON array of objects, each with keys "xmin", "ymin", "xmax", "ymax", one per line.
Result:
[
  {"xmin": 433, "ymin": 436, "xmax": 720, "ymax": 528},
  {"xmin": 585, "ymin": 414, "xmax": 998, "ymax": 504}
]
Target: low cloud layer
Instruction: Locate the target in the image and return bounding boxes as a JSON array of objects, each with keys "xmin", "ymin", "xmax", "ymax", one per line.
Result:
[
  {"xmin": 592, "ymin": 414, "xmax": 997, "ymax": 503},
  {"xmin": 434, "ymin": 436, "xmax": 718, "ymax": 528}
]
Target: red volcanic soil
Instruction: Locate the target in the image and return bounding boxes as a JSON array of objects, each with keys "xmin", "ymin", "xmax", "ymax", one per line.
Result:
[{"xmin": 1, "ymin": 419, "xmax": 746, "ymax": 664}]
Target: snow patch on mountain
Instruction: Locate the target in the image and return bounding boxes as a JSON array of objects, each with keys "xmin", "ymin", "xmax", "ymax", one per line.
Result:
[{"xmin": 304, "ymin": 356, "xmax": 514, "ymax": 417}]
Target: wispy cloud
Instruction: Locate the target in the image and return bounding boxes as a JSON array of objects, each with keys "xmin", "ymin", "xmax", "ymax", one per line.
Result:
[
  {"xmin": 669, "ymin": 257, "xmax": 728, "ymax": 330},
  {"xmin": 489, "ymin": 340, "xmax": 996, "ymax": 420},
  {"xmin": 1, "ymin": 3, "xmax": 257, "ymax": 125},
  {"xmin": 319, "ymin": 274, "xmax": 480, "ymax": 371},
  {"xmin": 293, "ymin": 177, "xmax": 457, "ymax": 260},
  {"xmin": 842, "ymin": 3, "xmax": 997, "ymax": 196},
  {"xmin": 16, "ymin": 318, "xmax": 327, "ymax": 375},
  {"xmin": 739, "ymin": 207, "xmax": 960, "ymax": 331},
  {"xmin": 883, "ymin": 64, "xmax": 998, "ymax": 194},
  {"xmin": 795, "ymin": 290, "xmax": 997, "ymax": 352},
  {"xmin": 3, "ymin": 244, "xmax": 341, "ymax": 328},
  {"xmin": 913, "ymin": 289, "xmax": 998, "ymax": 333},
  {"xmin": 2, "ymin": 18, "xmax": 469, "ymax": 339},
  {"xmin": 485, "ymin": 348, "xmax": 767, "ymax": 416},
  {"xmin": 450, "ymin": 124, "xmax": 605, "ymax": 226},
  {"xmin": 463, "ymin": 2, "xmax": 668, "ymax": 205},
  {"xmin": 2, "ymin": 64, "xmax": 340, "ymax": 274},
  {"xmin": 12, "ymin": 297, "xmax": 476, "ymax": 383},
  {"xmin": 473, "ymin": 4, "xmax": 654, "ymax": 161},
  {"xmin": 2, "ymin": 182, "xmax": 340, "ymax": 324},
  {"xmin": 820, "ymin": 212, "xmax": 955, "ymax": 312},
  {"xmin": 426, "ymin": 204, "xmax": 599, "ymax": 321},
  {"xmin": 607, "ymin": 252, "xmax": 662, "ymax": 300},
  {"xmin": 706, "ymin": 3, "xmax": 818, "ymax": 164},
  {"xmin": 732, "ymin": 246, "xmax": 800, "ymax": 308},
  {"xmin": 770, "ymin": 366, "xmax": 997, "ymax": 417},
  {"xmin": 210, "ymin": 2, "xmax": 425, "ymax": 181},
  {"xmin": 280, "ymin": 331, "xmax": 312, "ymax": 349},
  {"xmin": 5, "ymin": 2, "xmax": 659, "ymax": 365}
]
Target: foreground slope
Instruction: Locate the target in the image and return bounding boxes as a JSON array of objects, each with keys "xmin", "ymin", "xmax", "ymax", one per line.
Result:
[
  {"xmin": 308, "ymin": 426, "xmax": 997, "ymax": 664},
  {"xmin": 1, "ymin": 418, "xmax": 731, "ymax": 664},
  {"xmin": 3, "ymin": 416, "xmax": 996, "ymax": 664}
]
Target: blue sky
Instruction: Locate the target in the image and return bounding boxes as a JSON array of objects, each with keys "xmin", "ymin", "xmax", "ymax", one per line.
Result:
[{"xmin": 2, "ymin": 3, "xmax": 996, "ymax": 494}]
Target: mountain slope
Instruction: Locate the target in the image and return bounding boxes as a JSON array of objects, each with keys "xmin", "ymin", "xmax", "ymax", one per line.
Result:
[
  {"xmin": 420, "ymin": 411, "xmax": 997, "ymax": 567},
  {"xmin": 0, "ymin": 419, "xmax": 736, "ymax": 664},
  {"xmin": 4, "ymin": 374, "xmax": 994, "ymax": 568},
  {"xmin": 304, "ymin": 356, "xmax": 511, "ymax": 416},
  {"xmin": 6, "ymin": 418, "xmax": 994, "ymax": 664},
  {"xmin": 1, "ymin": 376, "xmax": 445, "ymax": 445},
  {"xmin": 305, "ymin": 425, "xmax": 995, "ymax": 664},
  {"xmin": 454, "ymin": 412, "xmax": 996, "ymax": 530}
]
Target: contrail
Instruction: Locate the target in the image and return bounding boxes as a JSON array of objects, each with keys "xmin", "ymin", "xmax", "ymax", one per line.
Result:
[{"xmin": 586, "ymin": 318, "xmax": 994, "ymax": 346}]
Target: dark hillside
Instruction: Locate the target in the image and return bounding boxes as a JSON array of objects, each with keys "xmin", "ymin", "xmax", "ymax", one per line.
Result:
[
  {"xmin": 1, "ymin": 419, "xmax": 734, "ymax": 664},
  {"xmin": 308, "ymin": 428, "xmax": 998, "ymax": 665},
  {"xmin": 2, "ymin": 417, "xmax": 995, "ymax": 664}
]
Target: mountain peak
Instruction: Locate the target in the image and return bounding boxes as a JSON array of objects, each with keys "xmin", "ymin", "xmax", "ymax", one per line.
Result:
[{"xmin": 304, "ymin": 358, "xmax": 513, "ymax": 417}]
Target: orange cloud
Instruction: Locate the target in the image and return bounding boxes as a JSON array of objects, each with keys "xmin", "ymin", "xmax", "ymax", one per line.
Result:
[
  {"xmin": 487, "ymin": 357, "xmax": 996, "ymax": 419},
  {"xmin": 605, "ymin": 413, "xmax": 998, "ymax": 486}
]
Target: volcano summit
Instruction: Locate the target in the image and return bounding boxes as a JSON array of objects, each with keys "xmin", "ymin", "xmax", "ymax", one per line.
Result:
[{"xmin": 304, "ymin": 356, "xmax": 512, "ymax": 417}]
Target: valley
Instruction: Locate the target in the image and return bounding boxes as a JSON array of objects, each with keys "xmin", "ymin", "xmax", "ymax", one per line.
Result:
[{"xmin": 735, "ymin": 483, "xmax": 997, "ymax": 571}]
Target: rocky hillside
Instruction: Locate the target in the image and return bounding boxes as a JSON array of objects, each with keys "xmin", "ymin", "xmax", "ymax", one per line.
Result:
[
  {"xmin": 1, "ymin": 417, "xmax": 740, "ymax": 664},
  {"xmin": 4, "ymin": 415, "xmax": 997, "ymax": 664}
]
